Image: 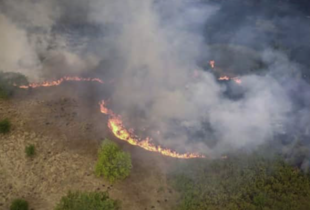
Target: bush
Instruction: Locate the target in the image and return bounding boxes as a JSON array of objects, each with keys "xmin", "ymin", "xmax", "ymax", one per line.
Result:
[
  {"xmin": 95, "ymin": 139, "xmax": 132, "ymax": 183},
  {"xmin": 0, "ymin": 118, "xmax": 11, "ymax": 134},
  {"xmin": 10, "ymin": 199, "xmax": 29, "ymax": 210},
  {"xmin": 0, "ymin": 71, "xmax": 28, "ymax": 99},
  {"xmin": 54, "ymin": 191, "xmax": 120, "ymax": 210},
  {"xmin": 25, "ymin": 144, "xmax": 36, "ymax": 157}
]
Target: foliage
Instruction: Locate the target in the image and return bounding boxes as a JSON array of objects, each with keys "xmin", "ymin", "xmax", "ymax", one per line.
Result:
[
  {"xmin": 170, "ymin": 154, "xmax": 310, "ymax": 210},
  {"xmin": 0, "ymin": 118, "xmax": 11, "ymax": 134},
  {"xmin": 0, "ymin": 71, "xmax": 28, "ymax": 99},
  {"xmin": 25, "ymin": 144, "xmax": 36, "ymax": 158},
  {"xmin": 10, "ymin": 199, "xmax": 29, "ymax": 210},
  {"xmin": 54, "ymin": 191, "xmax": 120, "ymax": 210},
  {"xmin": 95, "ymin": 139, "xmax": 132, "ymax": 183}
]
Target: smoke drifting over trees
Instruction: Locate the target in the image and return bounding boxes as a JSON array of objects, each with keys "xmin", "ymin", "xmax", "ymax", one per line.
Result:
[{"xmin": 1, "ymin": 0, "xmax": 310, "ymax": 160}]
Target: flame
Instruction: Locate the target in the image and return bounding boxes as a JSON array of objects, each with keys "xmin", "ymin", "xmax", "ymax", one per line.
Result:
[
  {"xmin": 17, "ymin": 76, "xmax": 205, "ymax": 159},
  {"xmin": 232, "ymin": 77, "xmax": 242, "ymax": 84},
  {"xmin": 218, "ymin": 76, "xmax": 242, "ymax": 84},
  {"xmin": 209, "ymin": 60, "xmax": 242, "ymax": 84},
  {"xmin": 210, "ymin": 60, "xmax": 215, "ymax": 68},
  {"xmin": 18, "ymin": 76, "xmax": 103, "ymax": 89},
  {"xmin": 99, "ymin": 100, "xmax": 205, "ymax": 159},
  {"xmin": 218, "ymin": 76, "xmax": 230, "ymax": 81}
]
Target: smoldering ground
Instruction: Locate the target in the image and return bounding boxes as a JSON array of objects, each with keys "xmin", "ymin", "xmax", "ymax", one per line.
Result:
[{"xmin": 1, "ymin": 0, "xmax": 310, "ymax": 159}]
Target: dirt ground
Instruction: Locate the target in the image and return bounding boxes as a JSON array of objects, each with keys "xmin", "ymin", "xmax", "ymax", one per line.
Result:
[{"xmin": 0, "ymin": 84, "xmax": 179, "ymax": 210}]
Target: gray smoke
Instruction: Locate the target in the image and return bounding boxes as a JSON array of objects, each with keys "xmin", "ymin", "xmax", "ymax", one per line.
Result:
[{"xmin": 1, "ymin": 0, "xmax": 309, "ymax": 158}]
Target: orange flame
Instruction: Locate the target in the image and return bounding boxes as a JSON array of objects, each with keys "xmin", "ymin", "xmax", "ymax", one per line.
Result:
[
  {"xmin": 218, "ymin": 76, "xmax": 242, "ymax": 84},
  {"xmin": 209, "ymin": 60, "xmax": 242, "ymax": 84},
  {"xmin": 218, "ymin": 76, "xmax": 230, "ymax": 81},
  {"xmin": 210, "ymin": 60, "xmax": 215, "ymax": 68},
  {"xmin": 18, "ymin": 76, "xmax": 103, "ymax": 89},
  {"xmin": 17, "ymin": 76, "xmax": 205, "ymax": 159},
  {"xmin": 99, "ymin": 101, "xmax": 205, "ymax": 159}
]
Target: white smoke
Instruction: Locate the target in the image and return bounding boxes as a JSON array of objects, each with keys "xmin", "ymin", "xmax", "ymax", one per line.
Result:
[
  {"xmin": 0, "ymin": 0, "xmax": 100, "ymax": 80},
  {"xmin": 0, "ymin": 0, "xmax": 305, "ymax": 157}
]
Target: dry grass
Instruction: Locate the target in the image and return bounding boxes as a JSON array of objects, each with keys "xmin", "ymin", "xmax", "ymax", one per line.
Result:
[{"xmin": 0, "ymin": 86, "xmax": 177, "ymax": 210}]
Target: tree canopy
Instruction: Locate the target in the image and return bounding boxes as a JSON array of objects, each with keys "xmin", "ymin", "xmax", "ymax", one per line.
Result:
[{"xmin": 95, "ymin": 139, "xmax": 132, "ymax": 183}]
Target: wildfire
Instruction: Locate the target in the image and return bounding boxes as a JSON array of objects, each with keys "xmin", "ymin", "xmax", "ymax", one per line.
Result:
[
  {"xmin": 218, "ymin": 76, "xmax": 230, "ymax": 81},
  {"xmin": 18, "ymin": 76, "xmax": 103, "ymax": 89},
  {"xmin": 232, "ymin": 77, "xmax": 242, "ymax": 84},
  {"xmin": 209, "ymin": 60, "xmax": 242, "ymax": 84},
  {"xmin": 99, "ymin": 101, "xmax": 205, "ymax": 159},
  {"xmin": 17, "ymin": 76, "xmax": 205, "ymax": 159},
  {"xmin": 219, "ymin": 76, "xmax": 242, "ymax": 84},
  {"xmin": 210, "ymin": 60, "xmax": 215, "ymax": 68}
]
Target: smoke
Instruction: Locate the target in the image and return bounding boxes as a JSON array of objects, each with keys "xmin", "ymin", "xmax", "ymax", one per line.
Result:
[
  {"xmin": 0, "ymin": 0, "xmax": 100, "ymax": 80},
  {"xmin": 1, "ymin": 0, "xmax": 310, "ymax": 158}
]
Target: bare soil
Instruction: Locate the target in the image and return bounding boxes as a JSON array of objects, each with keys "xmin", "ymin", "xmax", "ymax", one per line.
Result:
[{"xmin": 0, "ymin": 84, "xmax": 178, "ymax": 210}]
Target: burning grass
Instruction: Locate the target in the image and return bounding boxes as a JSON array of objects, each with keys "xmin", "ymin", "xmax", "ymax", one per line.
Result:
[
  {"xmin": 99, "ymin": 100, "xmax": 205, "ymax": 159},
  {"xmin": 15, "ymin": 76, "xmax": 206, "ymax": 159}
]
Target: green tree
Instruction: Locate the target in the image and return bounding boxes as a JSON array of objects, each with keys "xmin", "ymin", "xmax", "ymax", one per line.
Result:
[
  {"xmin": 0, "ymin": 118, "xmax": 11, "ymax": 134},
  {"xmin": 10, "ymin": 199, "xmax": 29, "ymax": 210},
  {"xmin": 55, "ymin": 191, "xmax": 120, "ymax": 210},
  {"xmin": 95, "ymin": 139, "xmax": 132, "ymax": 183}
]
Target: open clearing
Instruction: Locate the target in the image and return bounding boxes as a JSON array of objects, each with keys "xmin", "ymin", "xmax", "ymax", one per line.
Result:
[{"xmin": 0, "ymin": 84, "xmax": 178, "ymax": 210}]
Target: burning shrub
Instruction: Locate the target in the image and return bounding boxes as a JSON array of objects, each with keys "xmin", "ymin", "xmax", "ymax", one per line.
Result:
[
  {"xmin": 25, "ymin": 144, "xmax": 36, "ymax": 158},
  {"xmin": 10, "ymin": 198, "xmax": 29, "ymax": 210},
  {"xmin": 95, "ymin": 139, "xmax": 132, "ymax": 183},
  {"xmin": 54, "ymin": 191, "xmax": 120, "ymax": 210},
  {"xmin": 0, "ymin": 118, "xmax": 11, "ymax": 134}
]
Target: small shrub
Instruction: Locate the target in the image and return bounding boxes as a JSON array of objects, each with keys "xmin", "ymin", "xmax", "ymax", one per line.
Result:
[
  {"xmin": 95, "ymin": 139, "xmax": 132, "ymax": 183},
  {"xmin": 10, "ymin": 198, "xmax": 29, "ymax": 210},
  {"xmin": 0, "ymin": 118, "xmax": 11, "ymax": 134},
  {"xmin": 25, "ymin": 144, "xmax": 36, "ymax": 157},
  {"xmin": 55, "ymin": 191, "xmax": 120, "ymax": 210}
]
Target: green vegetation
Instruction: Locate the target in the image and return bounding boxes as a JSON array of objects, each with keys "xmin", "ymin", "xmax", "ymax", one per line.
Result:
[
  {"xmin": 170, "ymin": 154, "xmax": 310, "ymax": 210},
  {"xmin": 10, "ymin": 198, "xmax": 29, "ymax": 210},
  {"xmin": 25, "ymin": 144, "xmax": 36, "ymax": 158},
  {"xmin": 54, "ymin": 191, "xmax": 120, "ymax": 210},
  {"xmin": 0, "ymin": 118, "xmax": 11, "ymax": 134},
  {"xmin": 95, "ymin": 139, "xmax": 132, "ymax": 183},
  {"xmin": 0, "ymin": 71, "xmax": 28, "ymax": 99}
]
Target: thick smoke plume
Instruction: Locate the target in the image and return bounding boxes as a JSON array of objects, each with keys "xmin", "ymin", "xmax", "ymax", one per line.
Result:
[{"xmin": 1, "ymin": 0, "xmax": 310, "ymax": 159}]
